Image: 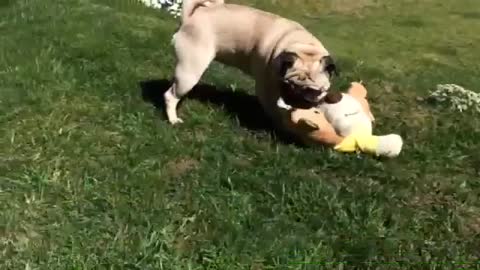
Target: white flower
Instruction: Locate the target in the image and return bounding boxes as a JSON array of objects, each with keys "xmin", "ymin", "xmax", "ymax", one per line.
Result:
[
  {"xmin": 139, "ymin": 0, "xmax": 183, "ymax": 17},
  {"xmin": 428, "ymin": 84, "xmax": 480, "ymax": 113}
]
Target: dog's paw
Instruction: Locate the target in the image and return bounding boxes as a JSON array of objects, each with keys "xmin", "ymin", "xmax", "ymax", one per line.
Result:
[
  {"xmin": 168, "ymin": 117, "xmax": 184, "ymax": 125},
  {"xmin": 277, "ymin": 97, "xmax": 292, "ymax": 110}
]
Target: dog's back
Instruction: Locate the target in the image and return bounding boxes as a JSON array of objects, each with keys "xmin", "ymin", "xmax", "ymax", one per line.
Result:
[
  {"xmin": 178, "ymin": 3, "xmax": 306, "ymax": 74},
  {"xmin": 181, "ymin": 0, "xmax": 225, "ymax": 23}
]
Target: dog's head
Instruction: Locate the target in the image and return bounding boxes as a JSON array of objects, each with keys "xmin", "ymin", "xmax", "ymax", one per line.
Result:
[{"xmin": 273, "ymin": 43, "xmax": 338, "ymax": 103}]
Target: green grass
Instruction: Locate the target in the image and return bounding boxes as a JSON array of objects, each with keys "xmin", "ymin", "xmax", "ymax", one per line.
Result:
[{"xmin": 1, "ymin": 0, "xmax": 480, "ymax": 269}]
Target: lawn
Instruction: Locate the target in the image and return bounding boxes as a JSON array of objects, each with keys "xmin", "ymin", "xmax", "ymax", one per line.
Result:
[{"xmin": 1, "ymin": 0, "xmax": 480, "ymax": 269}]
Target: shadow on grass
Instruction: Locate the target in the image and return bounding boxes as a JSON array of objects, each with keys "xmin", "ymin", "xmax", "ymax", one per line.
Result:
[{"xmin": 139, "ymin": 79, "xmax": 301, "ymax": 145}]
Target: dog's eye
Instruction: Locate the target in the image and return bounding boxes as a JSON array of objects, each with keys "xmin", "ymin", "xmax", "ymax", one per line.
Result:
[
  {"xmin": 321, "ymin": 55, "xmax": 338, "ymax": 77},
  {"xmin": 325, "ymin": 63, "xmax": 337, "ymax": 77},
  {"xmin": 276, "ymin": 52, "xmax": 298, "ymax": 76}
]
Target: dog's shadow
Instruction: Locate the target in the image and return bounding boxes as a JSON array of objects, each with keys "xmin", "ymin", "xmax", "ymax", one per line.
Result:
[{"xmin": 139, "ymin": 79, "xmax": 298, "ymax": 144}]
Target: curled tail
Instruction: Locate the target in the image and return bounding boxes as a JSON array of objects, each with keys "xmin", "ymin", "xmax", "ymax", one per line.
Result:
[{"xmin": 181, "ymin": 0, "xmax": 224, "ymax": 23}]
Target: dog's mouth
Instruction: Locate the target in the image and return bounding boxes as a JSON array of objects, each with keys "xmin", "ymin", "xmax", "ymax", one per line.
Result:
[
  {"xmin": 282, "ymin": 80, "xmax": 328, "ymax": 105},
  {"xmin": 302, "ymin": 87, "xmax": 328, "ymax": 103}
]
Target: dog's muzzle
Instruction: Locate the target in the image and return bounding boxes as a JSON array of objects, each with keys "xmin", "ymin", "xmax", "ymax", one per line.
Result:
[
  {"xmin": 301, "ymin": 86, "xmax": 328, "ymax": 102},
  {"xmin": 283, "ymin": 71, "xmax": 330, "ymax": 103}
]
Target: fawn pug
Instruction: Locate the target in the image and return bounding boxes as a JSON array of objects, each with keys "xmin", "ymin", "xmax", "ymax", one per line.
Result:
[{"xmin": 164, "ymin": 0, "xmax": 337, "ymax": 125}]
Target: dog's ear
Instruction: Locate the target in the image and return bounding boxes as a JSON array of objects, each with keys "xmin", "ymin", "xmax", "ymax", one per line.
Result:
[
  {"xmin": 322, "ymin": 55, "xmax": 338, "ymax": 77},
  {"xmin": 273, "ymin": 51, "xmax": 298, "ymax": 77}
]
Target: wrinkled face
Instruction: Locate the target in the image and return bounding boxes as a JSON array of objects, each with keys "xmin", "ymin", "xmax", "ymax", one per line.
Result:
[{"xmin": 275, "ymin": 47, "xmax": 338, "ymax": 103}]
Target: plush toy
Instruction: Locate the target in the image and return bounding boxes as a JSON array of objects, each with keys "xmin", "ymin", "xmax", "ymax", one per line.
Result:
[{"xmin": 277, "ymin": 82, "xmax": 403, "ymax": 157}]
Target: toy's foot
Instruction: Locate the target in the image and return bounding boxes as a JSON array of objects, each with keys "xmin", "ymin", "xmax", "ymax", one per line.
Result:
[
  {"xmin": 334, "ymin": 133, "xmax": 358, "ymax": 153},
  {"xmin": 377, "ymin": 134, "xmax": 403, "ymax": 157}
]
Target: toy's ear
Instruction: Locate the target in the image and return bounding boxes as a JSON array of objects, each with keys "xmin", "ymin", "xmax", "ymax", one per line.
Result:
[
  {"xmin": 367, "ymin": 108, "xmax": 375, "ymax": 122},
  {"xmin": 347, "ymin": 82, "xmax": 368, "ymax": 99},
  {"xmin": 347, "ymin": 81, "xmax": 375, "ymax": 122},
  {"xmin": 298, "ymin": 118, "xmax": 320, "ymax": 131}
]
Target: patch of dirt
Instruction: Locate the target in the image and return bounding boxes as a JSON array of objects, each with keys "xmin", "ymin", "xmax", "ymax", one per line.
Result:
[
  {"xmin": 166, "ymin": 158, "xmax": 200, "ymax": 178},
  {"xmin": 403, "ymin": 109, "xmax": 432, "ymax": 129},
  {"xmin": 193, "ymin": 131, "xmax": 208, "ymax": 143},
  {"xmin": 421, "ymin": 53, "xmax": 453, "ymax": 67},
  {"xmin": 251, "ymin": 261, "xmax": 265, "ymax": 270},
  {"xmin": 234, "ymin": 0, "xmax": 378, "ymax": 16},
  {"xmin": 452, "ymin": 11, "xmax": 480, "ymax": 20},
  {"xmin": 324, "ymin": 0, "xmax": 377, "ymax": 14},
  {"xmin": 466, "ymin": 216, "xmax": 480, "ymax": 236},
  {"xmin": 408, "ymin": 194, "xmax": 456, "ymax": 208},
  {"xmin": 408, "ymin": 188, "xmax": 480, "ymax": 237},
  {"xmin": 173, "ymin": 235, "xmax": 193, "ymax": 255},
  {"xmin": 231, "ymin": 155, "xmax": 253, "ymax": 168},
  {"xmin": 296, "ymin": 0, "xmax": 378, "ymax": 15},
  {"xmin": 292, "ymin": 168, "xmax": 318, "ymax": 179}
]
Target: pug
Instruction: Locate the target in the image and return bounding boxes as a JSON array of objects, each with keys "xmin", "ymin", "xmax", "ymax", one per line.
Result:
[{"xmin": 163, "ymin": 0, "xmax": 338, "ymax": 125}]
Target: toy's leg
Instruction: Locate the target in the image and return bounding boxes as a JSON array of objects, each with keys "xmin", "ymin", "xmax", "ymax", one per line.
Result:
[
  {"xmin": 335, "ymin": 132, "xmax": 403, "ymax": 157},
  {"xmin": 287, "ymin": 109, "xmax": 344, "ymax": 146}
]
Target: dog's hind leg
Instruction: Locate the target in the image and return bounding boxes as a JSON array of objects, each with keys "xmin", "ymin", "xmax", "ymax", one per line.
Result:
[{"xmin": 164, "ymin": 33, "xmax": 215, "ymax": 124}]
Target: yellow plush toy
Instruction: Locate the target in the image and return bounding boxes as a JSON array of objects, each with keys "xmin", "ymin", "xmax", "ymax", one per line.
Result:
[{"xmin": 277, "ymin": 81, "xmax": 403, "ymax": 157}]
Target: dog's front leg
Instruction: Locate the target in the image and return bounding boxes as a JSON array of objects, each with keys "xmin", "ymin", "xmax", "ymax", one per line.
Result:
[{"xmin": 276, "ymin": 96, "xmax": 293, "ymax": 111}]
